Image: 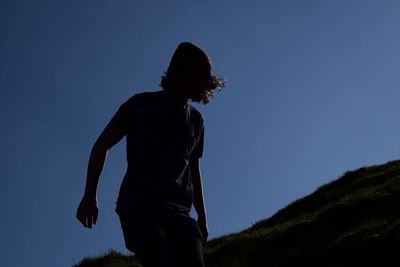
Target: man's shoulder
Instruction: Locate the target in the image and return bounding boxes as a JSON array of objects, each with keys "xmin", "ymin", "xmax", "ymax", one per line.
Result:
[
  {"xmin": 122, "ymin": 90, "xmax": 163, "ymax": 107},
  {"xmin": 188, "ymin": 105, "xmax": 204, "ymax": 124}
]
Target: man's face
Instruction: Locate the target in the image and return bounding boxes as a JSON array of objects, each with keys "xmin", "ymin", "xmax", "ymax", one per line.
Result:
[{"xmin": 183, "ymin": 66, "xmax": 211, "ymax": 102}]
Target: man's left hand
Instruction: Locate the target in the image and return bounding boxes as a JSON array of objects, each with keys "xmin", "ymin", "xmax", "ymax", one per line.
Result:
[{"xmin": 197, "ymin": 217, "xmax": 209, "ymax": 244}]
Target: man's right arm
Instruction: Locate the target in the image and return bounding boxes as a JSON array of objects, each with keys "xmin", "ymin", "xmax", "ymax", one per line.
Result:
[{"xmin": 76, "ymin": 121, "xmax": 125, "ymax": 229}]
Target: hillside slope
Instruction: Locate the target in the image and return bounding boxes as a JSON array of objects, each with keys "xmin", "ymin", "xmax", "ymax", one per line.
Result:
[{"xmin": 74, "ymin": 160, "xmax": 400, "ymax": 267}]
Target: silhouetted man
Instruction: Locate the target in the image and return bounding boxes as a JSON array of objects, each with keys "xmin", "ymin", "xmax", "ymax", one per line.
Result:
[{"xmin": 76, "ymin": 42, "xmax": 225, "ymax": 267}]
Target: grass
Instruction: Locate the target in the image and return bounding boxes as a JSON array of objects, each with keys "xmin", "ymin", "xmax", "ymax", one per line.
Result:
[
  {"xmin": 73, "ymin": 250, "xmax": 141, "ymax": 267},
  {"xmin": 74, "ymin": 159, "xmax": 400, "ymax": 267}
]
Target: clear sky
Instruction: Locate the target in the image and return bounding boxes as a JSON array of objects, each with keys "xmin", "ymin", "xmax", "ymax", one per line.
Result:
[{"xmin": 1, "ymin": 1, "xmax": 399, "ymax": 266}]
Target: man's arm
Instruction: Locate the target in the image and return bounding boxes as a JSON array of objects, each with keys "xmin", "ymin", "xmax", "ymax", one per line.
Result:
[
  {"xmin": 76, "ymin": 122, "xmax": 125, "ymax": 229},
  {"xmin": 190, "ymin": 158, "xmax": 209, "ymax": 242}
]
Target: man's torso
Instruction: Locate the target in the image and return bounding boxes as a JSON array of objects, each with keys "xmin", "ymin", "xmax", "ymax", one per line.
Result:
[{"xmin": 113, "ymin": 91, "xmax": 204, "ymax": 213}]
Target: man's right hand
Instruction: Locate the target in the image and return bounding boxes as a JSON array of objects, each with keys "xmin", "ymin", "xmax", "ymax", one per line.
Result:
[{"xmin": 76, "ymin": 196, "xmax": 99, "ymax": 229}]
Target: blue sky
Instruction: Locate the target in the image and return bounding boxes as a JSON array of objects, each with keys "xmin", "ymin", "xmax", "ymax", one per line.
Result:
[{"xmin": 1, "ymin": 1, "xmax": 399, "ymax": 266}]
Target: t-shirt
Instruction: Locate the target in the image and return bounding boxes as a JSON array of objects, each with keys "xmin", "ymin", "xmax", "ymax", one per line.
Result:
[{"xmin": 111, "ymin": 90, "xmax": 204, "ymax": 214}]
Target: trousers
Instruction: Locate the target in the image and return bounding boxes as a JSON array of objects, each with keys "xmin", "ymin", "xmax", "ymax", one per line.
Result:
[{"xmin": 116, "ymin": 205, "xmax": 205, "ymax": 267}]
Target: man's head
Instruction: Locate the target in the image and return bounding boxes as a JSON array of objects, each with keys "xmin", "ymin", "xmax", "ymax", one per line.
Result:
[{"xmin": 161, "ymin": 42, "xmax": 225, "ymax": 104}]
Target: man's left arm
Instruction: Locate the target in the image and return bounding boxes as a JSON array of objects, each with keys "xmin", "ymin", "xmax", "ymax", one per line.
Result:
[{"xmin": 190, "ymin": 157, "xmax": 209, "ymax": 243}]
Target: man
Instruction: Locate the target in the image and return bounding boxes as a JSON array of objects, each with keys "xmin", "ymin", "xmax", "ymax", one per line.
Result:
[{"xmin": 76, "ymin": 42, "xmax": 225, "ymax": 267}]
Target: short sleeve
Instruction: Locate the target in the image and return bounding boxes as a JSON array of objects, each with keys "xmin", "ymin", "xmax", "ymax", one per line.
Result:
[
  {"xmin": 108, "ymin": 103, "xmax": 128, "ymax": 133},
  {"xmin": 108, "ymin": 95, "xmax": 139, "ymax": 133},
  {"xmin": 191, "ymin": 124, "xmax": 204, "ymax": 159}
]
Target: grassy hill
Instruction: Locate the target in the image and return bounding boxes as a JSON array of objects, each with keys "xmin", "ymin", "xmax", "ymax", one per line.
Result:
[{"xmin": 74, "ymin": 160, "xmax": 400, "ymax": 267}]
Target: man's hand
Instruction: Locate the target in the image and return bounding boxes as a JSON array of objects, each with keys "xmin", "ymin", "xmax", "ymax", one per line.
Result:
[
  {"xmin": 76, "ymin": 196, "xmax": 99, "ymax": 229},
  {"xmin": 197, "ymin": 217, "xmax": 209, "ymax": 244},
  {"xmin": 76, "ymin": 121, "xmax": 124, "ymax": 229}
]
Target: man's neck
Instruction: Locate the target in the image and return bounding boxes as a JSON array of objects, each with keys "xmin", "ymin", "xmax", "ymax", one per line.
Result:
[{"xmin": 165, "ymin": 90, "xmax": 189, "ymax": 109}]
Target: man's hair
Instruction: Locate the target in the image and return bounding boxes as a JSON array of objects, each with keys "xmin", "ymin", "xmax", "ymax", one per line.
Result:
[
  {"xmin": 160, "ymin": 42, "xmax": 225, "ymax": 104},
  {"xmin": 160, "ymin": 73, "xmax": 225, "ymax": 104}
]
